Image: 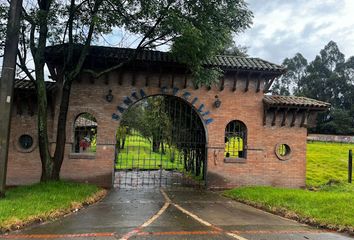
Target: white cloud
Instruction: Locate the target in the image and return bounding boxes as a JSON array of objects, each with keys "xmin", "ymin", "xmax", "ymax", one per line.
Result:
[{"xmin": 237, "ymin": 0, "xmax": 354, "ymax": 64}]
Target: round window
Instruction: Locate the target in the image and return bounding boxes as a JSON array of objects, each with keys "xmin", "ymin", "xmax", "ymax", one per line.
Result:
[
  {"xmin": 19, "ymin": 135, "xmax": 34, "ymax": 150},
  {"xmin": 275, "ymin": 143, "xmax": 292, "ymax": 160}
]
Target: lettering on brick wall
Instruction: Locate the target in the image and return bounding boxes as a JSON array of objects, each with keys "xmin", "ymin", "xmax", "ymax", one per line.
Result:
[{"xmin": 112, "ymin": 87, "xmax": 214, "ymax": 125}]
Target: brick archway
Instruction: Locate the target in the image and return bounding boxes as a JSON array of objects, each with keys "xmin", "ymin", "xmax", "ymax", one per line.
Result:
[
  {"xmin": 113, "ymin": 92, "xmax": 209, "ymax": 141},
  {"xmin": 113, "ymin": 93, "xmax": 208, "ymax": 188}
]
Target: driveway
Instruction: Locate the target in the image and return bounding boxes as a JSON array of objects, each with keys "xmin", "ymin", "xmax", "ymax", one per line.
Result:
[{"xmin": 1, "ymin": 188, "xmax": 352, "ymax": 240}]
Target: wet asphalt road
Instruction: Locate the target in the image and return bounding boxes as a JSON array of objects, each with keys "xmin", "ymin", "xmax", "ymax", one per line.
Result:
[{"xmin": 1, "ymin": 188, "xmax": 352, "ymax": 240}]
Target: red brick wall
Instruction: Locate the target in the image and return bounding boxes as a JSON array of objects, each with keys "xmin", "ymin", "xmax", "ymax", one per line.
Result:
[{"xmin": 7, "ymin": 71, "xmax": 307, "ymax": 188}]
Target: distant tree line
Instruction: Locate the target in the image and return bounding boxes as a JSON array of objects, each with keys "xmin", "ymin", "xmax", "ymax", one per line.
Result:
[
  {"xmin": 117, "ymin": 96, "xmax": 172, "ymax": 154},
  {"xmin": 271, "ymin": 41, "xmax": 354, "ymax": 135}
]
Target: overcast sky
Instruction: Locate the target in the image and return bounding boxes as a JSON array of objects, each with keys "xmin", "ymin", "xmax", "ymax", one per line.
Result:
[
  {"xmin": 2, "ymin": 0, "xmax": 354, "ymax": 74},
  {"xmin": 237, "ymin": 0, "xmax": 354, "ymax": 64}
]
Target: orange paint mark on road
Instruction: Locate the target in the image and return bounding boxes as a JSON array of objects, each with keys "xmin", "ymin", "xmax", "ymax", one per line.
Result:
[
  {"xmin": 1, "ymin": 232, "xmax": 115, "ymax": 239},
  {"xmin": 231, "ymin": 229, "xmax": 335, "ymax": 235},
  {"xmin": 0, "ymin": 229, "xmax": 336, "ymax": 239},
  {"xmin": 138, "ymin": 230, "xmax": 220, "ymax": 236},
  {"xmin": 118, "ymin": 228, "xmax": 141, "ymax": 240}
]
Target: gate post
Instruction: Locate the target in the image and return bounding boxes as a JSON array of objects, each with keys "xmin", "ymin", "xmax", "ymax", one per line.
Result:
[{"xmin": 349, "ymin": 149, "xmax": 352, "ymax": 183}]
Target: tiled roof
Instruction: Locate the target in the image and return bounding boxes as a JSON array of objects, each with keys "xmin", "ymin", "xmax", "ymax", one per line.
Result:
[
  {"xmin": 14, "ymin": 79, "xmax": 56, "ymax": 91},
  {"xmin": 263, "ymin": 95, "xmax": 330, "ymax": 109},
  {"xmin": 74, "ymin": 116, "xmax": 97, "ymax": 127},
  {"xmin": 204, "ymin": 55, "xmax": 284, "ymax": 72},
  {"xmin": 45, "ymin": 44, "xmax": 286, "ymax": 74}
]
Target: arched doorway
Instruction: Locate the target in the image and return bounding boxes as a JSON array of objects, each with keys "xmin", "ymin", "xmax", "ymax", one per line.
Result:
[{"xmin": 114, "ymin": 94, "xmax": 207, "ymax": 188}]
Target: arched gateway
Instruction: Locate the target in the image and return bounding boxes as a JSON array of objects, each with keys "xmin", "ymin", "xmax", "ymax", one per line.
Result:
[
  {"xmin": 114, "ymin": 94, "xmax": 207, "ymax": 188},
  {"xmin": 7, "ymin": 45, "xmax": 330, "ymax": 188}
]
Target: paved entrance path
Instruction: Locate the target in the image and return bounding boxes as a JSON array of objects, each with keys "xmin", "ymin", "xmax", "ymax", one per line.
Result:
[{"xmin": 1, "ymin": 188, "xmax": 352, "ymax": 240}]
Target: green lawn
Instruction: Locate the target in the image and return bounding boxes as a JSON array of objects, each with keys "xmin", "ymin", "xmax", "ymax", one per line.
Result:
[
  {"xmin": 307, "ymin": 141, "xmax": 352, "ymax": 186},
  {"xmin": 0, "ymin": 181, "xmax": 103, "ymax": 232},
  {"xmin": 224, "ymin": 141, "xmax": 354, "ymax": 232},
  {"xmin": 224, "ymin": 184, "xmax": 354, "ymax": 230},
  {"xmin": 115, "ymin": 134, "xmax": 184, "ymax": 170}
]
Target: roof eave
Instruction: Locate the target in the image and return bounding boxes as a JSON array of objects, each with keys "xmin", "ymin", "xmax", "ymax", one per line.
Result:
[{"xmin": 263, "ymin": 102, "xmax": 331, "ymax": 111}]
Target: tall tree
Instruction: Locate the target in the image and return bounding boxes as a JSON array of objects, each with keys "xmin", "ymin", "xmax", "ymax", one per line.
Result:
[
  {"xmin": 221, "ymin": 42, "xmax": 249, "ymax": 57},
  {"xmin": 297, "ymin": 41, "xmax": 345, "ymax": 103},
  {"xmin": 144, "ymin": 97, "xmax": 172, "ymax": 153},
  {"xmin": 0, "ymin": 0, "xmax": 253, "ymax": 181},
  {"xmin": 299, "ymin": 42, "xmax": 353, "ymax": 134},
  {"xmin": 277, "ymin": 41, "xmax": 354, "ymax": 134},
  {"xmin": 119, "ymin": 97, "xmax": 173, "ymax": 153},
  {"xmin": 271, "ymin": 53, "xmax": 308, "ymax": 95}
]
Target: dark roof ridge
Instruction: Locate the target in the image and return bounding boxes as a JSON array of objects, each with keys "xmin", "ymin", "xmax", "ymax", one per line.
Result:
[
  {"xmin": 45, "ymin": 44, "xmax": 286, "ymax": 74},
  {"xmin": 254, "ymin": 57, "xmax": 283, "ymax": 67},
  {"xmin": 214, "ymin": 54, "xmax": 261, "ymax": 60},
  {"xmin": 47, "ymin": 43, "xmax": 265, "ymax": 59}
]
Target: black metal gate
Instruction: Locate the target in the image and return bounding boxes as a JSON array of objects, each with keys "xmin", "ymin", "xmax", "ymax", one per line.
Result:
[{"xmin": 114, "ymin": 95, "xmax": 206, "ymax": 188}]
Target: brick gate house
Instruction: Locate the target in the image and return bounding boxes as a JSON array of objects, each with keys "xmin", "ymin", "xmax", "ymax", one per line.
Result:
[{"xmin": 6, "ymin": 44, "xmax": 330, "ymax": 188}]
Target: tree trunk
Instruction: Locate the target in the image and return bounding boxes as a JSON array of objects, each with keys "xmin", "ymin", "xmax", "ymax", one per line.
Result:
[
  {"xmin": 183, "ymin": 149, "xmax": 188, "ymax": 171},
  {"xmin": 121, "ymin": 137, "xmax": 126, "ymax": 149},
  {"xmin": 152, "ymin": 136, "xmax": 160, "ymax": 153},
  {"xmin": 46, "ymin": 0, "xmax": 101, "ymax": 179},
  {"xmin": 36, "ymin": 71, "xmax": 54, "ymax": 181},
  {"xmin": 19, "ymin": 0, "xmax": 102, "ymax": 182},
  {"xmin": 189, "ymin": 150, "xmax": 195, "ymax": 173},
  {"xmin": 52, "ymin": 80, "xmax": 72, "ymax": 179},
  {"xmin": 195, "ymin": 149, "xmax": 201, "ymax": 177},
  {"xmin": 161, "ymin": 141, "xmax": 165, "ymax": 154},
  {"xmin": 34, "ymin": 0, "xmax": 55, "ymax": 181},
  {"xmin": 116, "ymin": 139, "xmax": 120, "ymax": 153}
]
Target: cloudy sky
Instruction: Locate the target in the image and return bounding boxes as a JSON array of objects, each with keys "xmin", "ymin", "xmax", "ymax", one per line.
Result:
[
  {"xmin": 237, "ymin": 0, "xmax": 354, "ymax": 64},
  {"xmin": 2, "ymin": 0, "xmax": 354, "ymax": 72}
]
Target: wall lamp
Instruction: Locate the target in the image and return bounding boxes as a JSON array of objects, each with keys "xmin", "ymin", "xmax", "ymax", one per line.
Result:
[
  {"xmin": 214, "ymin": 95, "xmax": 221, "ymax": 108},
  {"xmin": 105, "ymin": 89, "xmax": 113, "ymax": 102}
]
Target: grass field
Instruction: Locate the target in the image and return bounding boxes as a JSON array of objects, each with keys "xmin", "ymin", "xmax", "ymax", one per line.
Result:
[
  {"xmin": 0, "ymin": 181, "xmax": 103, "ymax": 232},
  {"xmin": 306, "ymin": 141, "xmax": 352, "ymax": 186},
  {"xmin": 116, "ymin": 133, "xmax": 246, "ymax": 170},
  {"xmin": 225, "ymin": 141, "xmax": 354, "ymax": 232},
  {"xmin": 225, "ymin": 184, "xmax": 354, "ymax": 230},
  {"xmin": 115, "ymin": 134, "xmax": 184, "ymax": 170}
]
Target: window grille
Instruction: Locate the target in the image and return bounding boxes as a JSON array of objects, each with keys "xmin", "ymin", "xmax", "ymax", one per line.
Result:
[
  {"xmin": 275, "ymin": 143, "xmax": 292, "ymax": 160},
  {"xmin": 73, "ymin": 113, "xmax": 97, "ymax": 153},
  {"xmin": 225, "ymin": 120, "xmax": 247, "ymax": 158}
]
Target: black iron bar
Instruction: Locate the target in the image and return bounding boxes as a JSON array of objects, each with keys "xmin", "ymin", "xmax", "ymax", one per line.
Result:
[
  {"xmin": 114, "ymin": 95, "xmax": 206, "ymax": 189},
  {"xmin": 349, "ymin": 149, "xmax": 352, "ymax": 183}
]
